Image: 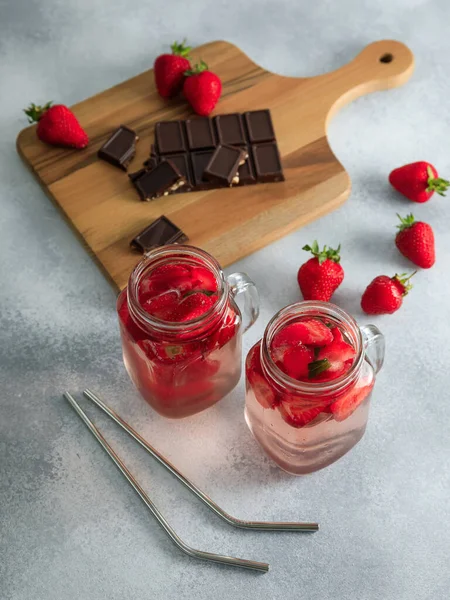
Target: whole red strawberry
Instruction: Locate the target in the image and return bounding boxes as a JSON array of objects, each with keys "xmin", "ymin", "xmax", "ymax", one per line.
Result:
[
  {"xmin": 183, "ymin": 61, "xmax": 222, "ymax": 116},
  {"xmin": 395, "ymin": 213, "xmax": 435, "ymax": 268},
  {"xmin": 361, "ymin": 273, "xmax": 415, "ymax": 315},
  {"xmin": 297, "ymin": 241, "xmax": 344, "ymax": 302},
  {"xmin": 389, "ymin": 161, "xmax": 449, "ymax": 203},
  {"xmin": 24, "ymin": 102, "xmax": 88, "ymax": 149},
  {"xmin": 154, "ymin": 40, "xmax": 191, "ymax": 98}
]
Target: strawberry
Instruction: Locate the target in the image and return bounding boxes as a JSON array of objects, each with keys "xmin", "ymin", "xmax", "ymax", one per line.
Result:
[
  {"xmin": 139, "ymin": 264, "xmax": 193, "ymax": 300},
  {"xmin": 24, "ymin": 102, "xmax": 88, "ymax": 149},
  {"xmin": 154, "ymin": 40, "xmax": 191, "ymax": 98},
  {"xmin": 246, "ymin": 344, "xmax": 278, "ymax": 409},
  {"xmin": 297, "ymin": 241, "xmax": 344, "ymax": 302},
  {"xmin": 142, "ymin": 290, "xmax": 180, "ymax": 320},
  {"xmin": 395, "ymin": 214, "xmax": 435, "ymax": 269},
  {"xmin": 190, "ymin": 266, "xmax": 218, "ymax": 292},
  {"xmin": 361, "ymin": 273, "xmax": 415, "ymax": 315},
  {"xmin": 280, "ymin": 344, "xmax": 314, "ymax": 380},
  {"xmin": 183, "ymin": 61, "xmax": 222, "ymax": 116},
  {"xmin": 172, "ymin": 291, "xmax": 216, "ymax": 321},
  {"xmin": 272, "ymin": 319, "xmax": 333, "ymax": 350},
  {"xmin": 278, "ymin": 398, "xmax": 328, "ymax": 428},
  {"xmin": 389, "ymin": 161, "xmax": 449, "ymax": 203},
  {"xmin": 308, "ymin": 327, "xmax": 356, "ymax": 382},
  {"xmin": 329, "ymin": 379, "xmax": 374, "ymax": 421}
]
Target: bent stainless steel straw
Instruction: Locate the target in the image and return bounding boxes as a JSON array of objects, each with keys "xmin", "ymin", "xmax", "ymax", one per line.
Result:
[
  {"xmin": 64, "ymin": 392, "xmax": 269, "ymax": 572},
  {"xmin": 83, "ymin": 388, "xmax": 318, "ymax": 532}
]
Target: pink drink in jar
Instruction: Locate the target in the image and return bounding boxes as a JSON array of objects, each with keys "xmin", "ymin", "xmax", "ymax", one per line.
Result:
[
  {"xmin": 245, "ymin": 302, "xmax": 385, "ymax": 475},
  {"xmin": 117, "ymin": 245, "xmax": 259, "ymax": 418}
]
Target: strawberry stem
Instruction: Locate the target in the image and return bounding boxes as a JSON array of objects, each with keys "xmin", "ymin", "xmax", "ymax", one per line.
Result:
[
  {"xmin": 170, "ymin": 39, "xmax": 191, "ymax": 58},
  {"xmin": 396, "ymin": 213, "xmax": 416, "ymax": 231},
  {"xmin": 184, "ymin": 60, "xmax": 209, "ymax": 77},
  {"xmin": 302, "ymin": 240, "xmax": 341, "ymax": 265},
  {"xmin": 426, "ymin": 166, "xmax": 449, "ymax": 197},
  {"xmin": 308, "ymin": 359, "xmax": 331, "ymax": 378},
  {"xmin": 23, "ymin": 101, "xmax": 52, "ymax": 123},
  {"xmin": 393, "ymin": 271, "xmax": 417, "ymax": 295}
]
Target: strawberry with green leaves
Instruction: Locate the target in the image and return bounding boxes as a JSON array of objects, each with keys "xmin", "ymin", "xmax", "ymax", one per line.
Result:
[
  {"xmin": 24, "ymin": 102, "xmax": 89, "ymax": 149},
  {"xmin": 395, "ymin": 214, "xmax": 435, "ymax": 269},
  {"xmin": 361, "ymin": 272, "xmax": 415, "ymax": 315},
  {"xmin": 297, "ymin": 241, "xmax": 344, "ymax": 302},
  {"xmin": 183, "ymin": 61, "xmax": 222, "ymax": 116},
  {"xmin": 154, "ymin": 40, "xmax": 192, "ymax": 98},
  {"xmin": 389, "ymin": 161, "xmax": 449, "ymax": 203}
]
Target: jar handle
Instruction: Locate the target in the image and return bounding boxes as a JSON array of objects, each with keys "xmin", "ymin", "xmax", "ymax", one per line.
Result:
[
  {"xmin": 226, "ymin": 272, "xmax": 260, "ymax": 333},
  {"xmin": 360, "ymin": 324, "xmax": 385, "ymax": 374}
]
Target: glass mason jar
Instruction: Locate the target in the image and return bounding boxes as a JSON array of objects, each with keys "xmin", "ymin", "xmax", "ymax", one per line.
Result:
[
  {"xmin": 245, "ymin": 301, "xmax": 385, "ymax": 475},
  {"xmin": 117, "ymin": 245, "xmax": 259, "ymax": 419}
]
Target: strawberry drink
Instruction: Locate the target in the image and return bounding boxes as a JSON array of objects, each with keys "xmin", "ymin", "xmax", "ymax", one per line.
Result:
[
  {"xmin": 245, "ymin": 302, "xmax": 384, "ymax": 475},
  {"xmin": 118, "ymin": 245, "xmax": 259, "ymax": 418}
]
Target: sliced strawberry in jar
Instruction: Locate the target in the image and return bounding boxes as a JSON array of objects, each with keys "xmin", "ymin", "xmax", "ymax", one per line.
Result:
[
  {"xmin": 279, "ymin": 344, "xmax": 314, "ymax": 380},
  {"xmin": 329, "ymin": 379, "xmax": 374, "ymax": 421},
  {"xmin": 141, "ymin": 290, "xmax": 180, "ymax": 320},
  {"xmin": 246, "ymin": 343, "xmax": 277, "ymax": 409},
  {"xmin": 278, "ymin": 397, "xmax": 328, "ymax": 428},
  {"xmin": 308, "ymin": 327, "xmax": 356, "ymax": 381},
  {"xmin": 190, "ymin": 266, "xmax": 218, "ymax": 292},
  {"xmin": 138, "ymin": 339, "xmax": 202, "ymax": 364},
  {"xmin": 139, "ymin": 264, "xmax": 193, "ymax": 300},
  {"xmin": 172, "ymin": 291, "xmax": 216, "ymax": 322},
  {"xmin": 272, "ymin": 318, "xmax": 333, "ymax": 350}
]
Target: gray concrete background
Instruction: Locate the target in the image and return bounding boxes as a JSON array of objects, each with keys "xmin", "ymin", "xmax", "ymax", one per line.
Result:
[{"xmin": 1, "ymin": 1, "xmax": 449, "ymax": 598}]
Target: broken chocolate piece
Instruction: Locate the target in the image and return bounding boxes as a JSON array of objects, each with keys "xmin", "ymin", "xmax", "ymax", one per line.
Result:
[
  {"xmin": 252, "ymin": 143, "xmax": 284, "ymax": 183},
  {"xmin": 244, "ymin": 110, "xmax": 275, "ymax": 143},
  {"xmin": 131, "ymin": 216, "xmax": 188, "ymax": 253},
  {"xmin": 155, "ymin": 121, "xmax": 186, "ymax": 154},
  {"xmin": 160, "ymin": 154, "xmax": 193, "ymax": 193},
  {"xmin": 143, "ymin": 156, "xmax": 158, "ymax": 169},
  {"xmin": 203, "ymin": 145, "xmax": 248, "ymax": 186},
  {"xmin": 236, "ymin": 146, "xmax": 256, "ymax": 185},
  {"xmin": 185, "ymin": 117, "xmax": 216, "ymax": 150},
  {"xmin": 98, "ymin": 125, "xmax": 138, "ymax": 170},
  {"xmin": 134, "ymin": 160, "xmax": 186, "ymax": 201},
  {"xmin": 215, "ymin": 113, "xmax": 246, "ymax": 146},
  {"xmin": 128, "ymin": 168, "xmax": 149, "ymax": 182}
]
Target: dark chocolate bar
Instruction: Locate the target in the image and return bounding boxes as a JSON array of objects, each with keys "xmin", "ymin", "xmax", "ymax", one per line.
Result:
[
  {"xmin": 252, "ymin": 142, "xmax": 284, "ymax": 183},
  {"xmin": 134, "ymin": 160, "xmax": 186, "ymax": 201},
  {"xmin": 138, "ymin": 109, "xmax": 283, "ymax": 198},
  {"xmin": 98, "ymin": 125, "xmax": 138, "ymax": 170},
  {"xmin": 203, "ymin": 145, "xmax": 248, "ymax": 186},
  {"xmin": 131, "ymin": 216, "xmax": 188, "ymax": 253}
]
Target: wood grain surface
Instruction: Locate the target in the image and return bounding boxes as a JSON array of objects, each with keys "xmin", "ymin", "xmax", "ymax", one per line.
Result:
[{"xmin": 16, "ymin": 39, "xmax": 414, "ymax": 291}]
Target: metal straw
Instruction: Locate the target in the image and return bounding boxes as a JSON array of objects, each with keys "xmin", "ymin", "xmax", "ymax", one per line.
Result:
[
  {"xmin": 83, "ymin": 388, "xmax": 319, "ymax": 532},
  {"xmin": 64, "ymin": 392, "xmax": 269, "ymax": 573}
]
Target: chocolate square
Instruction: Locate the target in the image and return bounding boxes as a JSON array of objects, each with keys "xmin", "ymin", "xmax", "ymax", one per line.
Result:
[
  {"xmin": 251, "ymin": 143, "xmax": 284, "ymax": 183},
  {"xmin": 185, "ymin": 117, "xmax": 216, "ymax": 150},
  {"xmin": 98, "ymin": 125, "xmax": 138, "ymax": 171},
  {"xmin": 155, "ymin": 121, "xmax": 186, "ymax": 154},
  {"xmin": 134, "ymin": 160, "xmax": 186, "ymax": 201},
  {"xmin": 191, "ymin": 150, "xmax": 217, "ymax": 190},
  {"xmin": 244, "ymin": 110, "xmax": 275, "ymax": 143},
  {"xmin": 214, "ymin": 114, "xmax": 246, "ymax": 146},
  {"xmin": 203, "ymin": 145, "xmax": 248, "ymax": 186},
  {"xmin": 131, "ymin": 216, "xmax": 188, "ymax": 253}
]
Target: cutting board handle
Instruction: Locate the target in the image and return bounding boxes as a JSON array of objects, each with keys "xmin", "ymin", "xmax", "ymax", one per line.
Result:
[{"xmin": 323, "ymin": 40, "xmax": 414, "ymax": 124}]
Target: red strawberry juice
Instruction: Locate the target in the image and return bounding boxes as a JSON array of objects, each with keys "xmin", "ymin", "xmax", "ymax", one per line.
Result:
[
  {"xmin": 117, "ymin": 247, "xmax": 243, "ymax": 418},
  {"xmin": 245, "ymin": 303, "xmax": 376, "ymax": 474}
]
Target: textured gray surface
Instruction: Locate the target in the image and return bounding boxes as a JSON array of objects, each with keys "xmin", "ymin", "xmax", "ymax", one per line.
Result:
[{"xmin": 1, "ymin": 0, "xmax": 450, "ymax": 598}]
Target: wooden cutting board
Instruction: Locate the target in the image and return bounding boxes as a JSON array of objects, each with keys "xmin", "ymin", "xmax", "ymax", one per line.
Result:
[{"xmin": 16, "ymin": 40, "xmax": 414, "ymax": 291}]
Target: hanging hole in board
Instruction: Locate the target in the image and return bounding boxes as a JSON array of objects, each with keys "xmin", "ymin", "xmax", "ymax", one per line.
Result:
[{"xmin": 379, "ymin": 53, "xmax": 393, "ymax": 63}]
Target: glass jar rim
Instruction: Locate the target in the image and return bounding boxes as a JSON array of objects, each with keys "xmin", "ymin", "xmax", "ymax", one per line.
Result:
[
  {"xmin": 260, "ymin": 301, "xmax": 364, "ymax": 395},
  {"xmin": 126, "ymin": 244, "xmax": 228, "ymax": 336}
]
